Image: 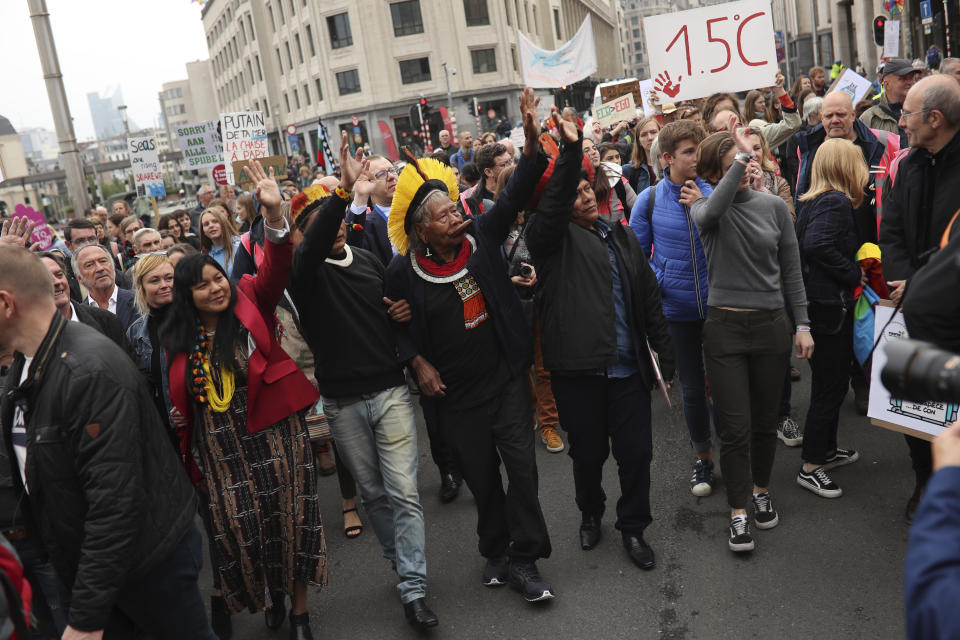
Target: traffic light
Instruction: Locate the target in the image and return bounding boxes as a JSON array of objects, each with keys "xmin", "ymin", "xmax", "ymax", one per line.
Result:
[
  {"xmin": 419, "ymin": 97, "xmax": 431, "ymax": 116},
  {"xmin": 874, "ymin": 16, "xmax": 886, "ymax": 46},
  {"xmin": 475, "ymin": 103, "xmax": 483, "ymax": 115}
]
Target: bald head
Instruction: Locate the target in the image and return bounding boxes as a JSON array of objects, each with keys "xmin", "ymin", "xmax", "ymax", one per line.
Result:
[
  {"xmin": 821, "ymin": 92, "xmax": 856, "ymax": 140},
  {"xmin": 902, "ymin": 74, "xmax": 960, "ymax": 152},
  {"xmin": 0, "ymin": 245, "xmax": 54, "ymax": 311},
  {"xmin": 317, "ymin": 175, "xmax": 340, "ymax": 190}
]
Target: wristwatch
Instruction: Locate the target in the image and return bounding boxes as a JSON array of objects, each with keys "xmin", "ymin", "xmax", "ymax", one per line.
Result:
[{"xmin": 735, "ymin": 151, "xmax": 753, "ymax": 165}]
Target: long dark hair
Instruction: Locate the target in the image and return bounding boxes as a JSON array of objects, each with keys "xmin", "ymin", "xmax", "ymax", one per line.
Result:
[{"xmin": 160, "ymin": 253, "xmax": 243, "ymax": 367}]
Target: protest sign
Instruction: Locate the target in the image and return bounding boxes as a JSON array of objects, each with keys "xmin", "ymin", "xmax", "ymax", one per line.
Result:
[
  {"xmin": 518, "ymin": 15, "xmax": 597, "ymax": 88},
  {"xmin": 638, "ymin": 79, "xmax": 656, "ymax": 117},
  {"xmin": 128, "ymin": 135, "xmax": 165, "ymax": 198},
  {"xmin": 12, "ymin": 203, "xmax": 53, "ymax": 250},
  {"xmin": 508, "ymin": 126, "xmax": 526, "ymax": 150},
  {"xmin": 868, "ymin": 301, "xmax": 959, "ymax": 441},
  {"xmin": 221, "ymin": 111, "xmax": 268, "ymax": 185},
  {"xmin": 883, "ymin": 20, "xmax": 901, "ymax": 58},
  {"xmin": 593, "ymin": 93, "xmax": 637, "ymax": 129},
  {"xmin": 175, "ymin": 121, "xmax": 223, "ymax": 170},
  {"xmin": 644, "ymin": 0, "xmax": 778, "ymax": 102},
  {"xmin": 598, "ymin": 79, "xmax": 642, "ymax": 110},
  {"xmin": 827, "ymin": 68, "xmax": 874, "ymax": 106},
  {"xmin": 231, "ymin": 155, "xmax": 287, "ymax": 190}
]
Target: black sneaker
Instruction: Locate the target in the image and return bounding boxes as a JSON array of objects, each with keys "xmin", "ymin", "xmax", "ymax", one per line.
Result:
[
  {"xmin": 482, "ymin": 555, "xmax": 509, "ymax": 587},
  {"xmin": 690, "ymin": 458, "xmax": 713, "ymax": 497},
  {"xmin": 777, "ymin": 416, "xmax": 803, "ymax": 446},
  {"xmin": 822, "ymin": 448, "xmax": 860, "ymax": 471},
  {"xmin": 751, "ymin": 492, "xmax": 780, "ymax": 529},
  {"xmin": 728, "ymin": 516, "xmax": 754, "ymax": 552},
  {"xmin": 797, "ymin": 466, "xmax": 843, "ymax": 498},
  {"xmin": 508, "ymin": 561, "xmax": 554, "ymax": 602}
]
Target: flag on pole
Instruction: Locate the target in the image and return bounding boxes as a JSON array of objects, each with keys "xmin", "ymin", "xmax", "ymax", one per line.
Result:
[{"xmin": 317, "ymin": 117, "xmax": 338, "ymax": 173}]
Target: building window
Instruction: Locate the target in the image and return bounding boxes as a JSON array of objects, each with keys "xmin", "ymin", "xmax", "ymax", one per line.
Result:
[
  {"xmin": 255, "ymin": 54, "xmax": 263, "ymax": 80},
  {"xmin": 305, "ymin": 25, "xmax": 316, "ymax": 56},
  {"xmin": 247, "ymin": 14, "xmax": 256, "ymax": 40},
  {"xmin": 463, "ymin": 0, "xmax": 490, "ymax": 26},
  {"xmin": 315, "ymin": 78, "xmax": 324, "ymax": 101},
  {"xmin": 247, "ymin": 60, "xmax": 255, "ymax": 84},
  {"xmin": 327, "ymin": 12, "xmax": 353, "ymax": 49},
  {"xmin": 295, "ymin": 33, "xmax": 304, "ymax": 63},
  {"xmin": 284, "ymin": 92, "xmax": 291, "ymax": 112},
  {"xmin": 531, "ymin": 5, "xmax": 538, "ymax": 34},
  {"xmin": 553, "ymin": 8, "xmax": 561, "ymax": 39},
  {"xmin": 391, "ymin": 1, "xmax": 424, "ymax": 36},
  {"xmin": 471, "ymin": 48, "xmax": 497, "ymax": 73},
  {"xmin": 336, "ymin": 69, "xmax": 361, "ymax": 95},
  {"xmin": 399, "ymin": 57, "xmax": 431, "ymax": 84},
  {"xmin": 285, "ymin": 41, "xmax": 293, "ymax": 69},
  {"xmin": 634, "ymin": 53, "xmax": 642, "ymax": 63},
  {"xmin": 263, "ymin": 101, "xmax": 269, "ymax": 117},
  {"xmin": 504, "ymin": 0, "xmax": 511, "ymax": 25},
  {"xmin": 511, "ymin": 45, "xmax": 518, "ymax": 71},
  {"xmin": 294, "ymin": 88, "xmax": 301, "ymax": 109},
  {"xmin": 277, "ymin": 0, "xmax": 285, "ymax": 24},
  {"xmin": 289, "ymin": 0, "xmax": 295, "ymax": 15},
  {"xmin": 268, "ymin": 5, "xmax": 276, "ymax": 31},
  {"xmin": 632, "ymin": 28, "xmax": 640, "ymax": 38},
  {"xmin": 276, "ymin": 48, "xmax": 284, "ymax": 74},
  {"xmin": 303, "ymin": 83, "xmax": 311, "ymax": 105},
  {"xmin": 631, "ymin": 16, "xmax": 638, "ymax": 25}
]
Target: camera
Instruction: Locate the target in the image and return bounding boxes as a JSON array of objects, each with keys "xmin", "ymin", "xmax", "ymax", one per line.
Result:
[
  {"xmin": 881, "ymin": 339, "xmax": 960, "ymax": 403},
  {"xmin": 519, "ymin": 264, "xmax": 534, "ymax": 278}
]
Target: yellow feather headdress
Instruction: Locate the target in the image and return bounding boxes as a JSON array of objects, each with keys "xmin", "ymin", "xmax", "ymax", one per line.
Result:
[
  {"xmin": 290, "ymin": 184, "xmax": 332, "ymax": 228},
  {"xmin": 387, "ymin": 151, "xmax": 459, "ymax": 256}
]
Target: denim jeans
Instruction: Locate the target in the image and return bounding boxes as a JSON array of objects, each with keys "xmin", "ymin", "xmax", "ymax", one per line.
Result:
[
  {"xmin": 322, "ymin": 385, "xmax": 427, "ymax": 604},
  {"xmin": 667, "ymin": 320, "xmax": 717, "ymax": 453},
  {"xmin": 12, "ymin": 537, "xmax": 70, "ymax": 638}
]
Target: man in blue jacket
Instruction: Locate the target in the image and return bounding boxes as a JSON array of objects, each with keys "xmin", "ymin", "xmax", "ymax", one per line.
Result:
[{"xmin": 630, "ymin": 120, "xmax": 715, "ymax": 497}]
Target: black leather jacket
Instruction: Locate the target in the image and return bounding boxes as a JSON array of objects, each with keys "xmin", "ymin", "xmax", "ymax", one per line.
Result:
[{"xmin": 0, "ymin": 313, "xmax": 196, "ymax": 631}]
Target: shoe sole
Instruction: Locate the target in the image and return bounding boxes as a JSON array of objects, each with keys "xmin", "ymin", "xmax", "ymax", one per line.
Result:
[
  {"xmin": 821, "ymin": 451, "xmax": 860, "ymax": 471},
  {"xmin": 729, "ymin": 539, "xmax": 755, "ymax": 552},
  {"xmin": 777, "ymin": 432, "xmax": 803, "ymax": 447},
  {"xmin": 796, "ymin": 476, "xmax": 843, "ymax": 498},
  {"xmin": 691, "ymin": 482, "xmax": 712, "ymax": 497},
  {"xmin": 540, "ymin": 433, "xmax": 564, "ymax": 453},
  {"xmin": 754, "ymin": 514, "xmax": 779, "ymax": 530},
  {"xmin": 511, "ymin": 585, "xmax": 554, "ymax": 602},
  {"xmin": 483, "ymin": 577, "xmax": 507, "ymax": 587}
]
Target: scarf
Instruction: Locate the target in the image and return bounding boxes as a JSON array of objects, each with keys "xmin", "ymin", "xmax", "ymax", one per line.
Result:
[{"xmin": 411, "ymin": 236, "xmax": 489, "ymax": 330}]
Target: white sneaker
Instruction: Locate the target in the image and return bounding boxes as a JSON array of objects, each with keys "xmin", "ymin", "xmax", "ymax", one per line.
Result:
[{"xmin": 777, "ymin": 416, "xmax": 803, "ymax": 447}]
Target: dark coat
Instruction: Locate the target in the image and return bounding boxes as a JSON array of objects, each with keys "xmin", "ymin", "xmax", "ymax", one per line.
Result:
[
  {"xmin": 527, "ymin": 134, "xmax": 676, "ymax": 386},
  {"xmin": 82, "ymin": 287, "xmax": 138, "ymax": 333},
  {"xmin": 231, "ymin": 215, "xmax": 265, "ymax": 280},
  {"xmin": 0, "ymin": 314, "xmax": 196, "ymax": 631},
  {"xmin": 795, "ymin": 190, "xmax": 862, "ymax": 306},
  {"xmin": 385, "ymin": 150, "xmax": 550, "ymax": 378},
  {"xmin": 362, "ymin": 207, "xmax": 395, "ymax": 267},
  {"xmin": 74, "ymin": 304, "xmax": 131, "ymax": 352},
  {"xmin": 879, "ymin": 129, "xmax": 960, "ymax": 281}
]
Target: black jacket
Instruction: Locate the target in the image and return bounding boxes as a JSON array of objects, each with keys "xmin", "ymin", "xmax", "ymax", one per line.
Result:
[
  {"xmin": 527, "ymin": 134, "xmax": 675, "ymax": 387},
  {"xmin": 903, "ymin": 230, "xmax": 960, "ymax": 353},
  {"xmin": 74, "ymin": 304, "xmax": 130, "ymax": 352},
  {"xmin": 231, "ymin": 215, "xmax": 265, "ymax": 280},
  {"xmin": 362, "ymin": 207, "xmax": 395, "ymax": 267},
  {"xmin": 795, "ymin": 191, "xmax": 861, "ymax": 307},
  {"xmin": 0, "ymin": 314, "xmax": 196, "ymax": 631},
  {"xmin": 879, "ymin": 129, "xmax": 960, "ymax": 281},
  {"xmin": 81, "ymin": 287, "xmax": 138, "ymax": 333},
  {"xmin": 385, "ymin": 149, "xmax": 550, "ymax": 378}
]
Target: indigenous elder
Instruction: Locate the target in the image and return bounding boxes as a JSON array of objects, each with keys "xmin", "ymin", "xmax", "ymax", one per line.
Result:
[
  {"xmin": 0, "ymin": 244, "xmax": 217, "ymax": 638},
  {"xmin": 528, "ymin": 118, "xmax": 675, "ymax": 571},
  {"xmin": 162, "ymin": 159, "xmax": 326, "ymax": 639},
  {"xmin": 289, "ymin": 133, "xmax": 438, "ymax": 632},
  {"xmin": 691, "ymin": 116, "xmax": 813, "ymax": 554},
  {"xmin": 385, "ymin": 88, "xmax": 555, "ymax": 604}
]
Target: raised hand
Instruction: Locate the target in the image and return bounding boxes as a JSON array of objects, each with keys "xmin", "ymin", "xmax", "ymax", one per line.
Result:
[
  {"xmin": 338, "ymin": 131, "xmax": 366, "ymax": 192},
  {"xmin": 771, "ymin": 71, "xmax": 787, "ymax": 97},
  {"xmin": 557, "ymin": 118, "xmax": 578, "ymax": 143},
  {"xmin": 247, "ymin": 158, "xmax": 283, "ymax": 224},
  {"xmin": 654, "ymin": 71, "xmax": 682, "ymax": 99},
  {"xmin": 520, "ymin": 87, "xmax": 541, "ymax": 156},
  {"xmin": 0, "ymin": 217, "xmax": 36, "ymax": 248},
  {"xmin": 727, "ymin": 114, "xmax": 753, "ymax": 153}
]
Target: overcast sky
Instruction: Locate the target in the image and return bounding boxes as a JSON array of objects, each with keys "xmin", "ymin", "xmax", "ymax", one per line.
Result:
[{"xmin": 0, "ymin": 1, "xmax": 209, "ymax": 141}]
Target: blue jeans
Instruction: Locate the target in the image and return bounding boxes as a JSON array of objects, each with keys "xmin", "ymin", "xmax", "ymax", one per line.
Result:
[
  {"xmin": 322, "ymin": 385, "xmax": 427, "ymax": 604},
  {"xmin": 667, "ymin": 320, "xmax": 717, "ymax": 453},
  {"xmin": 12, "ymin": 538, "xmax": 70, "ymax": 638}
]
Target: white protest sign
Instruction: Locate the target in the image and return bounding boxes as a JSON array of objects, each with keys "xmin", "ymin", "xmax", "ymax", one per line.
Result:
[
  {"xmin": 828, "ymin": 68, "xmax": 874, "ymax": 106},
  {"xmin": 220, "ymin": 111, "xmax": 268, "ymax": 185},
  {"xmin": 644, "ymin": 0, "xmax": 778, "ymax": 103},
  {"xmin": 883, "ymin": 20, "xmax": 901, "ymax": 58},
  {"xmin": 128, "ymin": 135, "xmax": 165, "ymax": 198},
  {"xmin": 868, "ymin": 303, "xmax": 960, "ymax": 440},
  {"xmin": 176, "ymin": 121, "xmax": 223, "ymax": 170},
  {"xmin": 593, "ymin": 93, "xmax": 636, "ymax": 129},
  {"xmin": 638, "ymin": 79, "xmax": 656, "ymax": 117},
  {"xmin": 518, "ymin": 15, "xmax": 598, "ymax": 88},
  {"xmin": 508, "ymin": 126, "xmax": 526, "ymax": 150}
]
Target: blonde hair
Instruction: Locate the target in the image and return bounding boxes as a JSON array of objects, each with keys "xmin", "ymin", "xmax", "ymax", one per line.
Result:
[
  {"xmin": 199, "ymin": 207, "xmax": 240, "ymax": 263},
  {"xmin": 132, "ymin": 253, "xmax": 173, "ymax": 315},
  {"xmin": 798, "ymin": 138, "xmax": 868, "ymax": 208}
]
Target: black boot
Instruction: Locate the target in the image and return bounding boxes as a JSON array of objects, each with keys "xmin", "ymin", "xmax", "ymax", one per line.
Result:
[
  {"xmin": 264, "ymin": 592, "xmax": 286, "ymax": 630},
  {"xmin": 439, "ymin": 473, "xmax": 461, "ymax": 503},
  {"xmin": 289, "ymin": 610, "xmax": 314, "ymax": 640},
  {"xmin": 210, "ymin": 595, "xmax": 232, "ymax": 640}
]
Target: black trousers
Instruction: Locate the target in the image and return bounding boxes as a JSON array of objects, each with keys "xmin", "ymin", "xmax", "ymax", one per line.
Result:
[
  {"xmin": 551, "ymin": 373, "xmax": 653, "ymax": 536},
  {"xmin": 438, "ymin": 377, "xmax": 551, "ymax": 562},
  {"xmin": 420, "ymin": 395, "xmax": 461, "ymax": 479},
  {"xmin": 801, "ymin": 315, "xmax": 854, "ymax": 464},
  {"xmin": 906, "ymin": 435, "xmax": 933, "ymax": 484}
]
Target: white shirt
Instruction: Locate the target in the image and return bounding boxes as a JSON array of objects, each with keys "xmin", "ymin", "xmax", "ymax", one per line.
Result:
[
  {"xmin": 11, "ymin": 357, "xmax": 33, "ymax": 494},
  {"xmin": 69, "ymin": 302, "xmax": 80, "ymax": 322},
  {"xmin": 87, "ymin": 284, "xmax": 118, "ymax": 315}
]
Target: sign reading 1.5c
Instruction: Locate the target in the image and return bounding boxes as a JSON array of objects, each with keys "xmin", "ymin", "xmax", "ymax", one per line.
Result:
[{"xmin": 643, "ymin": 0, "xmax": 778, "ymax": 103}]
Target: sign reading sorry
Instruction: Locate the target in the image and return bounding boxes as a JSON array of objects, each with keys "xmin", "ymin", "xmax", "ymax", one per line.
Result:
[
  {"xmin": 128, "ymin": 135, "xmax": 165, "ymax": 198},
  {"xmin": 176, "ymin": 121, "xmax": 223, "ymax": 170},
  {"xmin": 644, "ymin": 0, "xmax": 778, "ymax": 103},
  {"xmin": 220, "ymin": 111, "xmax": 268, "ymax": 185}
]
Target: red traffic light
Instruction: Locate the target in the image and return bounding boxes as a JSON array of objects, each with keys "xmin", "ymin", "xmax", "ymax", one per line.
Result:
[
  {"xmin": 419, "ymin": 98, "xmax": 427, "ymax": 106},
  {"xmin": 873, "ymin": 16, "xmax": 886, "ymax": 46}
]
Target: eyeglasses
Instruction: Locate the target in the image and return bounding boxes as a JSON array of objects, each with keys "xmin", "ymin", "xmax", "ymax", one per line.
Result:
[
  {"xmin": 900, "ymin": 108, "xmax": 930, "ymax": 120},
  {"xmin": 374, "ymin": 167, "xmax": 399, "ymax": 180},
  {"xmin": 495, "ymin": 159, "xmax": 515, "ymax": 169}
]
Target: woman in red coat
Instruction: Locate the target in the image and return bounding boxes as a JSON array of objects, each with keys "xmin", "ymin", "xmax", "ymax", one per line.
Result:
[{"xmin": 163, "ymin": 159, "xmax": 325, "ymax": 640}]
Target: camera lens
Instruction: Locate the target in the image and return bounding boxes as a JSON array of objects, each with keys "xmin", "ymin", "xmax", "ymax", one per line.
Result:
[{"xmin": 520, "ymin": 264, "xmax": 533, "ymax": 278}]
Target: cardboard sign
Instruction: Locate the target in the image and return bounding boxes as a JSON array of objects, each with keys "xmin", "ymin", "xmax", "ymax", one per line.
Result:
[
  {"xmin": 594, "ymin": 93, "xmax": 637, "ymax": 129},
  {"xmin": 12, "ymin": 203, "xmax": 53, "ymax": 250},
  {"xmin": 638, "ymin": 79, "xmax": 656, "ymax": 117},
  {"xmin": 868, "ymin": 302, "xmax": 959, "ymax": 441},
  {"xmin": 883, "ymin": 19, "xmax": 901, "ymax": 58},
  {"xmin": 599, "ymin": 79, "xmax": 642, "ymax": 111},
  {"xmin": 827, "ymin": 68, "xmax": 874, "ymax": 106},
  {"xmin": 644, "ymin": 0, "xmax": 778, "ymax": 102},
  {"xmin": 128, "ymin": 136, "xmax": 165, "ymax": 198},
  {"xmin": 231, "ymin": 155, "xmax": 287, "ymax": 189},
  {"xmin": 175, "ymin": 121, "xmax": 223, "ymax": 170},
  {"xmin": 220, "ymin": 111, "xmax": 268, "ymax": 185}
]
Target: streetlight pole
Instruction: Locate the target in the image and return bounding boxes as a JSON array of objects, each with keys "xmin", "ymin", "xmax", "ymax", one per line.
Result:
[
  {"xmin": 442, "ymin": 62, "xmax": 458, "ymax": 136},
  {"xmin": 117, "ymin": 104, "xmax": 130, "ymax": 135},
  {"xmin": 27, "ymin": 0, "xmax": 89, "ymax": 217}
]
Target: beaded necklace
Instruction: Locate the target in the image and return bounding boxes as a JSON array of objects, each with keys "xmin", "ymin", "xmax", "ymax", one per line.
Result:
[{"xmin": 188, "ymin": 322, "xmax": 235, "ymax": 412}]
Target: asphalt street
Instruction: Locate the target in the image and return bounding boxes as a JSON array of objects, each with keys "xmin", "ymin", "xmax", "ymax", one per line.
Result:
[{"xmin": 206, "ymin": 355, "xmax": 914, "ymax": 640}]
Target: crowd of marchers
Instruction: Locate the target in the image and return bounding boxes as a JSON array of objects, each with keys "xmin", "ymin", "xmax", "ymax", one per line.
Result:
[{"xmin": 0, "ymin": 56, "xmax": 959, "ymax": 640}]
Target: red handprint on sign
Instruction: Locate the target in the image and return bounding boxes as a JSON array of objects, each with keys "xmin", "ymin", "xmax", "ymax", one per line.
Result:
[{"xmin": 654, "ymin": 71, "xmax": 682, "ymax": 98}]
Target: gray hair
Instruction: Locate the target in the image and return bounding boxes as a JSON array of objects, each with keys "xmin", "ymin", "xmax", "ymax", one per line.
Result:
[
  {"xmin": 407, "ymin": 190, "xmax": 451, "ymax": 253},
  {"xmin": 922, "ymin": 79, "xmax": 960, "ymax": 128},
  {"xmin": 940, "ymin": 58, "xmax": 960, "ymax": 75},
  {"xmin": 803, "ymin": 97, "xmax": 824, "ymax": 123},
  {"xmin": 133, "ymin": 227, "xmax": 161, "ymax": 250},
  {"xmin": 198, "ymin": 185, "xmax": 215, "ymax": 196},
  {"xmin": 649, "ymin": 137, "xmax": 664, "ymax": 181},
  {"xmin": 71, "ymin": 243, "xmax": 113, "ymax": 279}
]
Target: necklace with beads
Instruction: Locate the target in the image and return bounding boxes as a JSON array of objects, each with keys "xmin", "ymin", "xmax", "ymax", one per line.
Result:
[{"xmin": 188, "ymin": 322, "xmax": 235, "ymax": 412}]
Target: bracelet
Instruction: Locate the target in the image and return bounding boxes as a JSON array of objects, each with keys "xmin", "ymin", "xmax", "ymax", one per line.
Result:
[
  {"xmin": 796, "ymin": 325, "xmax": 811, "ymax": 333},
  {"xmin": 335, "ymin": 186, "xmax": 352, "ymax": 201}
]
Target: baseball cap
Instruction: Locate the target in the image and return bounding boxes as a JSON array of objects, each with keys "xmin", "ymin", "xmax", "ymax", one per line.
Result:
[
  {"xmin": 661, "ymin": 103, "xmax": 678, "ymax": 114},
  {"xmin": 881, "ymin": 58, "xmax": 923, "ymax": 76}
]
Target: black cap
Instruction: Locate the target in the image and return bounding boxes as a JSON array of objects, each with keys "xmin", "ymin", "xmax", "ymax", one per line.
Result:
[{"xmin": 882, "ymin": 58, "xmax": 923, "ymax": 76}]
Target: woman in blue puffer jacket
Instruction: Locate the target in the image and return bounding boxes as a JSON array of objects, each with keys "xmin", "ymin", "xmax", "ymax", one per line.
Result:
[{"xmin": 629, "ymin": 120, "xmax": 717, "ymax": 498}]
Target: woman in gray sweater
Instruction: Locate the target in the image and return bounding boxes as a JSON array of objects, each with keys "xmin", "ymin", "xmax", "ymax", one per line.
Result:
[{"xmin": 690, "ymin": 115, "xmax": 814, "ymax": 554}]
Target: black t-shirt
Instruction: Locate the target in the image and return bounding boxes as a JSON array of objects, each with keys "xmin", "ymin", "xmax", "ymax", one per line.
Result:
[
  {"xmin": 423, "ymin": 276, "xmax": 507, "ymax": 407},
  {"xmin": 852, "ymin": 137, "xmax": 879, "ymax": 244}
]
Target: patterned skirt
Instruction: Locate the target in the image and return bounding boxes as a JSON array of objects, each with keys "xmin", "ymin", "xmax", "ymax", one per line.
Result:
[{"xmin": 198, "ymin": 386, "xmax": 327, "ymax": 614}]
